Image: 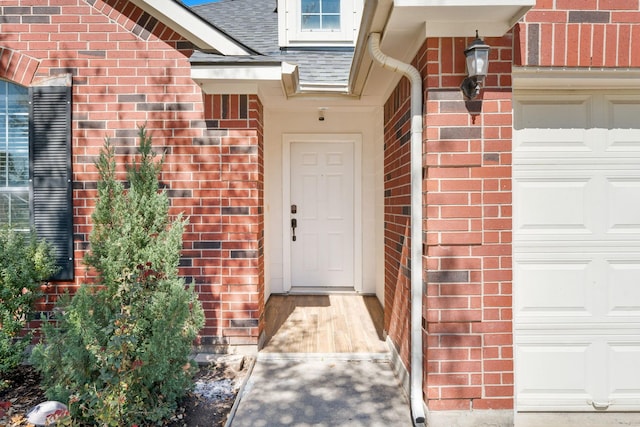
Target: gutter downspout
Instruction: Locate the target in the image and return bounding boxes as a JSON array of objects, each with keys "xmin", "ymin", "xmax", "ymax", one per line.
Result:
[{"xmin": 368, "ymin": 33, "xmax": 425, "ymax": 427}]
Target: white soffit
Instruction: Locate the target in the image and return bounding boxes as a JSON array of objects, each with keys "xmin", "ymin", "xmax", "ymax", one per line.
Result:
[
  {"xmin": 128, "ymin": 0, "xmax": 252, "ymax": 55},
  {"xmin": 387, "ymin": 0, "xmax": 535, "ymax": 37}
]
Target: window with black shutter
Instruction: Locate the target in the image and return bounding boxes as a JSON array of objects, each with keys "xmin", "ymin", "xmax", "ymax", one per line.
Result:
[
  {"xmin": 1, "ymin": 79, "xmax": 74, "ymax": 280},
  {"xmin": 29, "ymin": 84, "xmax": 74, "ymax": 281}
]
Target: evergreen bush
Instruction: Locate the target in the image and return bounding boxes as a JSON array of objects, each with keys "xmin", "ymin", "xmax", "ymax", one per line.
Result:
[
  {"xmin": 32, "ymin": 126, "xmax": 204, "ymax": 426},
  {"xmin": 0, "ymin": 228, "xmax": 57, "ymax": 375}
]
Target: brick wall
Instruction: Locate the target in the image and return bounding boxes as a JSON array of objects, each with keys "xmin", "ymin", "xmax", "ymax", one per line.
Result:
[
  {"xmin": 516, "ymin": 0, "xmax": 640, "ymax": 67},
  {"xmin": 383, "ymin": 32, "xmax": 514, "ymax": 411},
  {"xmin": 0, "ymin": 0, "xmax": 264, "ymax": 348},
  {"xmin": 422, "ymin": 33, "xmax": 514, "ymax": 411},
  {"xmin": 383, "ymin": 76, "xmax": 413, "ymax": 371}
]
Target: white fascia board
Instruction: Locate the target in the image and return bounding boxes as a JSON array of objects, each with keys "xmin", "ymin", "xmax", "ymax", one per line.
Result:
[
  {"xmin": 191, "ymin": 64, "xmax": 287, "ymax": 95},
  {"xmin": 128, "ymin": 0, "xmax": 251, "ymax": 55},
  {"xmin": 196, "ymin": 82, "xmax": 260, "ymax": 95},
  {"xmin": 387, "ymin": 0, "xmax": 535, "ymax": 38},
  {"xmin": 297, "ymin": 83, "xmax": 351, "ymax": 94},
  {"xmin": 191, "ymin": 65, "xmax": 283, "ymax": 81}
]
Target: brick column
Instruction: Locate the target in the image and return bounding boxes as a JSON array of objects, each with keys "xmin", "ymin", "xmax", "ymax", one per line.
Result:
[
  {"xmin": 194, "ymin": 94, "xmax": 264, "ymax": 348},
  {"xmin": 383, "ymin": 32, "xmax": 515, "ymax": 415},
  {"xmin": 421, "ymin": 34, "xmax": 514, "ymax": 411}
]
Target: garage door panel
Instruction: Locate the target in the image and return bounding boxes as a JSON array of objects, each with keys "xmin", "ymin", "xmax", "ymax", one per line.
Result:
[
  {"xmin": 516, "ymin": 252, "xmax": 640, "ymax": 325},
  {"xmin": 606, "ymin": 97, "xmax": 640, "ymax": 153},
  {"xmin": 515, "ymin": 259, "xmax": 594, "ymax": 320},
  {"xmin": 516, "ymin": 169, "xmax": 640, "ymax": 242},
  {"xmin": 516, "ymin": 338, "xmax": 601, "ymax": 411},
  {"xmin": 515, "ymin": 96, "xmax": 591, "ymax": 130},
  {"xmin": 607, "ymin": 260, "xmax": 640, "ymax": 318},
  {"xmin": 517, "ymin": 334, "xmax": 640, "ymax": 411},
  {"xmin": 514, "ymin": 177, "xmax": 593, "ymax": 236},
  {"xmin": 608, "ymin": 342, "xmax": 640, "ymax": 408},
  {"xmin": 607, "ymin": 178, "xmax": 640, "ymax": 234}
]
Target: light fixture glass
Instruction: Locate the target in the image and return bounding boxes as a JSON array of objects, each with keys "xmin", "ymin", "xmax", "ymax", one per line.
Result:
[{"xmin": 461, "ymin": 31, "xmax": 490, "ymax": 99}]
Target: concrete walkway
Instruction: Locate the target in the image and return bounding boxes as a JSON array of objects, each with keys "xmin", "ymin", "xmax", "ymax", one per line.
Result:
[{"xmin": 229, "ymin": 354, "xmax": 413, "ymax": 427}]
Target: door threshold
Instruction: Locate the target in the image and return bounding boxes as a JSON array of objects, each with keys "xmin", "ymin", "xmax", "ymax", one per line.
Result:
[{"xmin": 288, "ymin": 286, "xmax": 357, "ymax": 295}]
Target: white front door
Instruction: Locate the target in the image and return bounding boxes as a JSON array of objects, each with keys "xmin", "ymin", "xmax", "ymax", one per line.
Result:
[{"xmin": 288, "ymin": 140, "xmax": 355, "ymax": 288}]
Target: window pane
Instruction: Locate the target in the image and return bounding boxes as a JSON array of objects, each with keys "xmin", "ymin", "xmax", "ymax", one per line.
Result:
[
  {"xmin": 1, "ymin": 80, "xmax": 30, "ymax": 227},
  {"xmin": 0, "ymin": 191, "xmax": 29, "ymax": 230},
  {"xmin": 301, "ymin": 0, "xmax": 340, "ymax": 30},
  {"xmin": 8, "ymin": 83, "xmax": 29, "ymax": 113},
  {"xmin": 324, "ymin": 0, "xmax": 340, "ymax": 13},
  {"xmin": 302, "ymin": 0, "xmax": 320, "ymax": 13},
  {"xmin": 323, "ymin": 15, "xmax": 340, "ymax": 29},
  {"xmin": 302, "ymin": 14, "xmax": 321, "ymax": 29}
]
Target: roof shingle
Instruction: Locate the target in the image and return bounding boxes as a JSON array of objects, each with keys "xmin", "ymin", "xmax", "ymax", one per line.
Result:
[{"xmin": 189, "ymin": 0, "xmax": 353, "ymax": 85}]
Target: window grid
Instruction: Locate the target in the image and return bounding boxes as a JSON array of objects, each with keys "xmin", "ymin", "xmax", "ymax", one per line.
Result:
[
  {"xmin": 301, "ymin": 0, "xmax": 341, "ymax": 30},
  {"xmin": 0, "ymin": 80, "xmax": 30, "ymax": 230}
]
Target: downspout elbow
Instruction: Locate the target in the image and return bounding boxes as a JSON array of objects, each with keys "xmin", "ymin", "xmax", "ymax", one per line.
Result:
[{"xmin": 368, "ymin": 32, "xmax": 425, "ymax": 427}]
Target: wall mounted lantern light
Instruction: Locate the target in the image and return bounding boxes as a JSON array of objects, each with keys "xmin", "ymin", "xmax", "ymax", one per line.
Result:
[{"xmin": 460, "ymin": 31, "xmax": 490, "ymax": 100}]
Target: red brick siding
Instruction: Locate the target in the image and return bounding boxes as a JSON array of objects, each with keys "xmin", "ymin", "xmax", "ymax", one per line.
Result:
[
  {"xmin": 516, "ymin": 0, "xmax": 640, "ymax": 67},
  {"xmin": 384, "ymin": 33, "xmax": 514, "ymax": 411},
  {"xmin": 0, "ymin": 0, "xmax": 264, "ymax": 347},
  {"xmin": 0, "ymin": 47, "xmax": 40, "ymax": 86},
  {"xmin": 422, "ymin": 34, "xmax": 514, "ymax": 411},
  {"xmin": 383, "ymin": 76, "xmax": 413, "ymax": 371}
]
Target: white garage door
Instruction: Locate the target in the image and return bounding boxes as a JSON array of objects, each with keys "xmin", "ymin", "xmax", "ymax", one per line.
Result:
[{"xmin": 514, "ymin": 91, "xmax": 640, "ymax": 412}]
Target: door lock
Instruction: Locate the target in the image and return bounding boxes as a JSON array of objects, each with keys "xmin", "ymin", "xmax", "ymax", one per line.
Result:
[{"xmin": 291, "ymin": 218, "xmax": 297, "ymax": 241}]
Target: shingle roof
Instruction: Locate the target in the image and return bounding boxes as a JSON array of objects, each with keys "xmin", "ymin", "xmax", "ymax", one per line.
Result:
[{"xmin": 189, "ymin": 0, "xmax": 353, "ymax": 85}]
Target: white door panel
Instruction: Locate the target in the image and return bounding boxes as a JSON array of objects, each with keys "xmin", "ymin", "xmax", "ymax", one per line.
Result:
[{"xmin": 514, "ymin": 90, "xmax": 640, "ymax": 412}]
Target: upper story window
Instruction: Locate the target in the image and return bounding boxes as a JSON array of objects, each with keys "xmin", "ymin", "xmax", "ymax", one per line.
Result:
[
  {"xmin": 301, "ymin": 0, "xmax": 340, "ymax": 31},
  {"xmin": 279, "ymin": 0, "xmax": 362, "ymax": 47},
  {"xmin": 0, "ymin": 81, "xmax": 30, "ymax": 230}
]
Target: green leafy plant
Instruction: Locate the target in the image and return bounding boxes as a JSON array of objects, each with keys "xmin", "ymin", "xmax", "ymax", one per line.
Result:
[
  {"xmin": 32, "ymin": 126, "xmax": 204, "ymax": 426},
  {"xmin": 0, "ymin": 227, "xmax": 57, "ymax": 375}
]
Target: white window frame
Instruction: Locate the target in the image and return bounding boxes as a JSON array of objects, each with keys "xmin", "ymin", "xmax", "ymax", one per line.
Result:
[{"xmin": 278, "ymin": 0, "xmax": 362, "ymax": 47}]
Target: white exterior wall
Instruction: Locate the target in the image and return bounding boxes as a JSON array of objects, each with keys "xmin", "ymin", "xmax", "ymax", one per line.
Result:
[{"xmin": 263, "ymin": 107, "xmax": 385, "ymax": 303}]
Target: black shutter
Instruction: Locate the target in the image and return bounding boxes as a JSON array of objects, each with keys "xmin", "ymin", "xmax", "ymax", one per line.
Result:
[{"xmin": 29, "ymin": 85, "xmax": 73, "ymax": 281}]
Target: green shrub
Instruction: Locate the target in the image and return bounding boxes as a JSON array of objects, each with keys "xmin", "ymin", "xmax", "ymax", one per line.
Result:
[
  {"xmin": 32, "ymin": 126, "xmax": 204, "ymax": 426},
  {"xmin": 0, "ymin": 227, "xmax": 57, "ymax": 374}
]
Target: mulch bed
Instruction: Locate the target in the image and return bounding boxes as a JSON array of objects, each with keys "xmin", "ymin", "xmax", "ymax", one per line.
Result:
[{"xmin": 0, "ymin": 356, "xmax": 251, "ymax": 427}]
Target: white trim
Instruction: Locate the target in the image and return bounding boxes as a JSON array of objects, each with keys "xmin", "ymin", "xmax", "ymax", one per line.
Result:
[
  {"xmin": 278, "ymin": 0, "xmax": 363, "ymax": 47},
  {"xmin": 513, "ymin": 67, "xmax": 640, "ymax": 90},
  {"xmin": 191, "ymin": 65, "xmax": 284, "ymax": 81},
  {"xmin": 282, "ymin": 133, "xmax": 363, "ymax": 293},
  {"xmin": 128, "ymin": 0, "xmax": 251, "ymax": 55},
  {"xmin": 191, "ymin": 65, "xmax": 285, "ymax": 94}
]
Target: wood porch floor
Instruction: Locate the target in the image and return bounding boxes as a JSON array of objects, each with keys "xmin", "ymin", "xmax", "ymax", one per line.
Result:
[{"xmin": 261, "ymin": 294, "xmax": 388, "ymax": 353}]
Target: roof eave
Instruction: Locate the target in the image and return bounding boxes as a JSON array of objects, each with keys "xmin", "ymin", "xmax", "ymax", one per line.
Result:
[
  {"xmin": 349, "ymin": 0, "xmax": 535, "ymax": 98},
  {"xmin": 191, "ymin": 62, "xmax": 292, "ymax": 95},
  {"xmin": 128, "ymin": 0, "xmax": 253, "ymax": 55}
]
